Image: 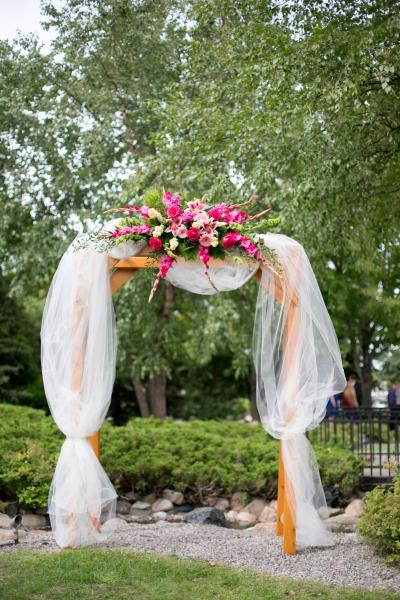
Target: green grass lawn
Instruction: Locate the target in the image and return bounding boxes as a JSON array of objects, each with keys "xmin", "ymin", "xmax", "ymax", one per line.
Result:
[{"xmin": 0, "ymin": 549, "xmax": 399, "ymax": 600}]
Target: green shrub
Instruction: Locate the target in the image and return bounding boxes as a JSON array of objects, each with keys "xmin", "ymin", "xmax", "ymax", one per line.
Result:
[
  {"xmin": 0, "ymin": 404, "xmax": 363, "ymax": 510},
  {"xmin": 358, "ymin": 474, "xmax": 400, "ymax": 563}
]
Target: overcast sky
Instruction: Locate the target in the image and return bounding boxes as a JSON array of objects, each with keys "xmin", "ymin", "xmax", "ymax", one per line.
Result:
[{"xmin": 0, "ymin": 0, "xmax": 58, "ymax": 47}]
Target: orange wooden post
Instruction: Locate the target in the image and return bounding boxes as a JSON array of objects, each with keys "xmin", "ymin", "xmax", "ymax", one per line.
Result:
[
  {"xmin": 276, "ymin": 445, "xmax": 284, "ymax": 536},
  {"xmin": 88, "ymin": 431, "xmax": 100, "ymax": 458}
]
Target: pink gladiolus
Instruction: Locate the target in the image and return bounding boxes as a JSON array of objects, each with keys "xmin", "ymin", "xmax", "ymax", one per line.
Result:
[
  {"xmin": 112, "ymin": 224, "xmax": 150, "ymax": 238},
  {"xmin": 134, "ymin": 204, "xmax": 150, "ymax": 217},
  {"xmin": 166, "ymin": 203, "xmax": 181, "ymax": 218},
  {"xmin": 225, "ymin": 209, "xmax": 248, "ymax": 224},
  {"xmin": 160, "ymin": 254, "xmax": 174, "ymax": 277},
  {"xmin": 163, "ymin": 191, "xmax": 181, "ymax": 206},
  {"xmin": 222, "ymin": 232, "xmax": 242, "ymax": 249},
  {"xmin": 240, "ymin": 237, "xmax": 258, "ymax": 257},
  {"xmin": 149, "ymin": 237, "xmax": 163, "ymax": 251},
  {"xmin": 198, "ymin": 245, "xmax": 210, "ymax": 266},
  {"xmin": 187, "ymin": 227, "xmax": 201, "ymax": 243}
]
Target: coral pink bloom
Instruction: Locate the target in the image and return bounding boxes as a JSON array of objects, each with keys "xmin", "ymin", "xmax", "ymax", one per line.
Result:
[
  {"xmin": 199, "ymin": 233, "xmax": 214, "ymax": 247},
  {"xmin": 167, "ymin": 203, "xmax": 181, "ymax": 218},
  {"xmin": 176, "ymin": 224, "xmax": 188, "ymax": 238},
  {"xmin": 149, "ymin": 237, "xmax": 163, "ymax": 251},
  {"xmin": 240, "ymin": 237, "xmax": 258, "ymax": 257},
  {"xmin": 222, "ymin": 232, "xmax": 242, "ymax": 249},
  {"xmin": 194, "ymin": 211, "xmax": 210, "ymax": 225},
  {"xmin": 187, "ymin": 227, "xmax": 200, "ymax": 243}
]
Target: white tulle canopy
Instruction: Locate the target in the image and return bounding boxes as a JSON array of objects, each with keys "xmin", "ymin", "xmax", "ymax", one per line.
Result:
[{"xmin": 41, "ymin": 230, "xmax": 345, "ymax": 549}]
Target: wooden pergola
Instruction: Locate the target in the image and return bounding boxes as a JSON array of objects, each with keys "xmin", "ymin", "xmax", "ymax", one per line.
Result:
[{"xmin": 87, "ymin": 251, "xmax": 298, "ymax": 555}]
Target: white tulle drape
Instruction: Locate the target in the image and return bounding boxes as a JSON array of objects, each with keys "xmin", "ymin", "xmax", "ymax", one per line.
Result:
[
  {"xmin": 253, "ymin": 234, "xmax": 346, "ymax": 546},
  {"xmin": 41, "ymin": 230, "xmax": 345, "ymax": 549}
]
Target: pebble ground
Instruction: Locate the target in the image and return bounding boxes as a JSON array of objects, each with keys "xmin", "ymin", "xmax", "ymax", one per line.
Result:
[{"xmin": 1, "ymin": 522, "xmax": 399, "ymax": 594}]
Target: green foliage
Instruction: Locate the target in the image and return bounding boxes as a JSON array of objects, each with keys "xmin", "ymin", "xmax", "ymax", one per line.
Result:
[
  {"xmin": 0, "ymin": 404, "xmax": 362, "ymax": 510},
  {"xmin": 358, "ymin": 473, "xmax": 400, "ymax": 564}
]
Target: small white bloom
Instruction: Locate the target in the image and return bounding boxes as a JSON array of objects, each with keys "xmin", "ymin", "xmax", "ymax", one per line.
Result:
[
  {"xmin": 153, "ymin": 225, "xmax": 164, "ymax": 238},
  {"xmin": 148, "ymin": 208, "xmax": 164, "ymax": 222},
  {"xmin": 192, "ymin": 221, "xmax": 202, "ymax": 229},
  {"xmin": 211, "ymin": 237, "xmax": 219, "ymax": 247},
  {"xmin": 170, "ymin": 237, "xmax": 179, "ymax": 250}
]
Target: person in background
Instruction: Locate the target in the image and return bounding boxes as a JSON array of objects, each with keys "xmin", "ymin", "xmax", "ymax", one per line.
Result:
[
  {"xmin": 342, "ymin": 374, "xmax": 359, "ymax": 409},
  {"xmin": 388, "ymin": 379, "xmax": 400, "ymax": 430}
]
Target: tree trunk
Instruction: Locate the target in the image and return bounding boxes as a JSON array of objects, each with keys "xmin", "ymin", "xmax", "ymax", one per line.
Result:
[
  {"xmin": 132, "ymin": 377, "xmax": 150, "ymax": 417},
  {"xmin": 249, "ymin": 365, "xmax": 260, "ymax": 421},
  {"xmin": 148, "ymin": 371, "xmax": 167, "ymax": 418}
]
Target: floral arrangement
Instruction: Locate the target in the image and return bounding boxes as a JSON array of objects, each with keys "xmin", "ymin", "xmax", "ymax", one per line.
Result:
[{"xmin": 89, "ymin": 190, "xmax": 280, "ymax": 301}]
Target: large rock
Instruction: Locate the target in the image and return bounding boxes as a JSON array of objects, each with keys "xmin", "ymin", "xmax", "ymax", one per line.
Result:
[
  {"xmin": 172, "ymin": 503, "xmax": 194, "ymax": 514},
  {"xmin": 130, "ymin": 501, "xmax": 152, "ymax": 517},
  {"xmin": 325, "ymin": 514, "xmax": 357, "ymax": 532},
  {"xmin": 131, "ymin": 501, "xmax": 151, "ymax": 510},
  {"xmin": 163, "ymin": 489, "xmax": 184, "ymax": 505},
  {"xmin": 259, "ymin": 506, "xmax": 276, "ymax": 523},
  {"xmin": 183, "ymin": 507, "xmax": 226, "ymax": 527},
  {"xmin": 126, "ymin": 515, "xmax": 154, "ymax": 524},
  {"xmin": 242, "ymin": 498, "xmax": 267, "ymax": 518},
  {"xmin": 225, "ymin": 510, "xmax": 238, "ymax": 524},
  {"xmin": 268, "ymin": 500, "xmax": 278, "ymax": 512},
  {"xmin": 21, "ymin": 513, "xmax": 47, "ymax": 529},
  {"xmin": 214, "ymin": 498, "xmax": 230, "ymax": 512},
  {"xmin": 116, "ymin": 500, "xmax": 131, "ymax": 515},
  {"xmin": 0, "ymin": 513, "xmax": 11, "ymax": 529},
  {"xmin": 144, "ymin": 493, "xmax": 158, "ymax": 505},
  {"xmin": 236, "ymin": 511, "xmax": 257, "ymax": 528},
  {"xmin": 152, "ymin": 498, "xmax": 173, "ymax": 513},
  {"xmin": 102, "ymin": 517, "xmax": 130, "ymax": 531},
  {"xmin": 230, "ymin": 492, "xmax": 248, "ymax": 512},
  {"xmin": 153, "ymin": 511, "xmax": 168, "ymax": 521},
  {"xmin": 345, "ymin": 499, "xmax": 364, "ymax": 518}
]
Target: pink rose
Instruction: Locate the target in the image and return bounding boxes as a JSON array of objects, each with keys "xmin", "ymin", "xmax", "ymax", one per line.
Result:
[
  {"xmin": 240, "ymin": 237, "xmax": 258, "ymax": 257},
  {"xmin": 222, "ymin": 232, "xmax": 242, "ymax": 249},
  {"xmin": 149, "ymin": 237, "xmax": 163, "ymax": 251},
  {"xmin": 208, "ymin": 204, "xmax": 227, "ymax": 221},
  {"xmin": 187, "ymin": 227, "xmax": 200, "ymax": 243},
  {"xmin": 167, "ymin": 203, "xmax": 181, "ymax": 218}
]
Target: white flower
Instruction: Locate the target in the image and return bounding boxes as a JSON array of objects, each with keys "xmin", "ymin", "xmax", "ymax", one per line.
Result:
[
  {"xmin": 148, "ymin": 208, "xmax": 164, "ymax": 222},
  {"xmin": 170, "ymin": 237, "xmax": 179, "ymax": 250},
  {"xmin": 192, "ymin": 221, "xmax": 202, "ymax": 229},
  {"xmin": 153, "ymin": 225, "xmax": 165, "ymax": 238},
  {"xmin": 210, "ymin": 237, "xmax": 219, "ymax": 247}
]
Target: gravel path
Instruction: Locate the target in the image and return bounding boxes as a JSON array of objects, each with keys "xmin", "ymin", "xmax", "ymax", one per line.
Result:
[{"xmin": 1, "ymin": 522, "xmax": 399, "ymax": 593}]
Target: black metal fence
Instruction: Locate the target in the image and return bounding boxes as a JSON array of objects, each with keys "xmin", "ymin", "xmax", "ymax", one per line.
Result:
[{"xmin": 308, "ymin": 408, "xmax": 400, "ymax": 488}]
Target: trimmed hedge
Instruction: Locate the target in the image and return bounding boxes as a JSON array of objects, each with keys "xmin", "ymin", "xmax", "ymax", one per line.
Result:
[
  {"xmin": 358, "ymin": 474, "xmax": 400, "ymax": 563},
  {"xmin": 0, "ymin": 404, "xmax": 363, "ymax": 510}
]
